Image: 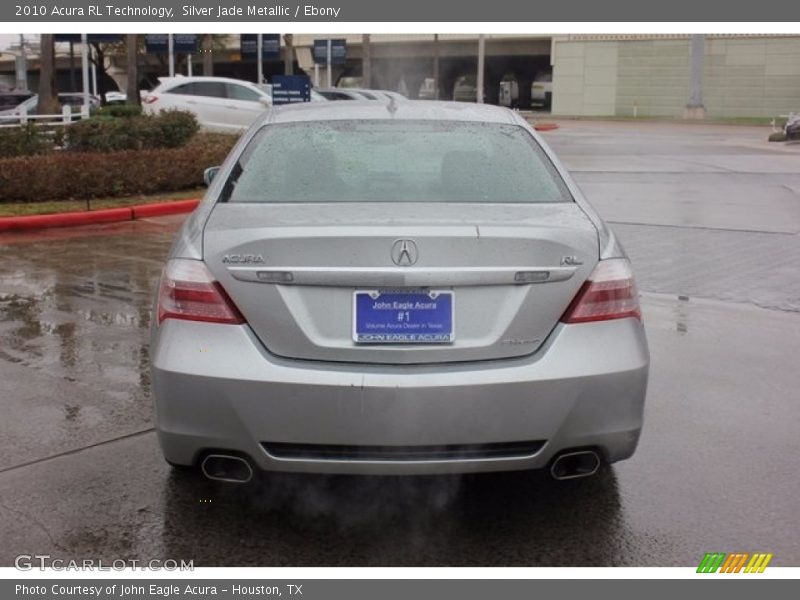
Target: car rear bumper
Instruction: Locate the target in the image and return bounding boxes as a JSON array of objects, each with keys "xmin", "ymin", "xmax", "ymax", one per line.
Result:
[{"xmin": 151, "ymin": 318, "xmax": 649, "ymax": 475}]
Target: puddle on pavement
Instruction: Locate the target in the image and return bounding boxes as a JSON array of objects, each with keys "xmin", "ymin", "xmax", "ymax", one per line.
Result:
[{"xmin": 0, "ymin": 224, "xmax": 177, "ymax": 407}]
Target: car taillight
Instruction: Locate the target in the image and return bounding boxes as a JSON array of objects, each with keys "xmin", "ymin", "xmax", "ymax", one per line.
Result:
[
  {"xmin": 157, "ymin": 259, "xmax": 244, "ymax": 325},
  {"xmin": 561, "ymin": 258, "xmax": 642, "ymax": 323},
  {"xmin": 143, "ymin": 95, "xmax": 158, "ymax": 104}
]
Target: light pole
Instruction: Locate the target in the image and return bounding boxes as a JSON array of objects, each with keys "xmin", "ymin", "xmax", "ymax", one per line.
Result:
[
  {"xmin": 326, "ymin": 39, "xmax": 333, "ymax": 88},
  {"xmin": 256, "ymin": 34, "xmax": 263, "ymax": 84},
  {"xmin": 477, "ymin": 35, "xmax": 485, "ymax": 104},
  {"xmin": 432, "ymin": 34, "xmax": 439, "ymax": 99},
  {"xmin": 81, "ymin": 33, "xmax": 90, "ymax": 115},
  {"xmin": 362, "ymin": 34, "xmax": 371, "ymax": 89},
  {"xmin": 168, "ymin": 34, "xmax": 175, "ymax": 77},
  {"xmin": 15, "ymin": 34, "xmax": 28, "ymax": 90}
]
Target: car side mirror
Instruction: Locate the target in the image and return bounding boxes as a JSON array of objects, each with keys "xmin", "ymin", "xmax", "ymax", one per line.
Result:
[
  {"xmin": 203, "ymin": 166, "xmax": 220, "ymax": 186},
  {"xmin": 258, "ymin": 96, "xmax": 271, "ymax": 107}
]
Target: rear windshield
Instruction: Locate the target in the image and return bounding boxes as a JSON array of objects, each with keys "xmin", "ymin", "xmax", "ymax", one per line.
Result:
[{"xmin": 221, "ymin": 120, "xmax": 572, "ymax": 204}]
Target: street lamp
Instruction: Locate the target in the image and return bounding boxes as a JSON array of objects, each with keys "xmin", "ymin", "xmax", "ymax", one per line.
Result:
[{"xmin": 15, "ymin": 34, "xmax": 28, "ymax": 90}]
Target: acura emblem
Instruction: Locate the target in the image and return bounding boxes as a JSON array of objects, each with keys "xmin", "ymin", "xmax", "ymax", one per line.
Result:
[{"xmin": 391, "ymin": 239, "xmax": 419, "ymax": 266}]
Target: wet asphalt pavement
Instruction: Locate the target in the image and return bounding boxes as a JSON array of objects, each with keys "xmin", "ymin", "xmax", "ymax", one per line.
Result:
[{"xmin": 0, "ymin": 120, "xmax": 798, "ymax": 567}]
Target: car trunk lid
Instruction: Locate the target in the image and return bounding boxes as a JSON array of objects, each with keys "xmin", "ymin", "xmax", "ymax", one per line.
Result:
[{"xmin": 203, "ymin": 202, "xmax": 598, "ymax": 364}]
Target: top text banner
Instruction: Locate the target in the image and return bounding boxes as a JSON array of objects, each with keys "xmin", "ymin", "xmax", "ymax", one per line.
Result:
[{"xmin": 4, "ymin": 0, "xmax": 800, "ymax": 22}]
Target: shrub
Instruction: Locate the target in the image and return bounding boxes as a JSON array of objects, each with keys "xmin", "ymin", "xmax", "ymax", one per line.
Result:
[
  {"xmin": 94, "ymin": 104, "xmax": 143, "ymax": 118},
  {"xmin": 0, "ymin": 133, "xmax": 238, "ymax": 203},
  {"xmin": 65, "ymin": 110, "xmax": 200, "ymax": 152},
  {"xmin": 0, "ymin": 123, "xmax": 55, "ymax": 158},
  {"xmin": 152, "ymin": 110, "xmax": 200, "ymax": 148},
  {"xmin": 64, "ymin": 117, "xmax": 142, "ymax": 153}
]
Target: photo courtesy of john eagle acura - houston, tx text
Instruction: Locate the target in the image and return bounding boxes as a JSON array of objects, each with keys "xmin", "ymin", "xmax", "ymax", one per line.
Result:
[{"xmin": 150, "ymin": 100, "xmax": 649, "ymax": 484}]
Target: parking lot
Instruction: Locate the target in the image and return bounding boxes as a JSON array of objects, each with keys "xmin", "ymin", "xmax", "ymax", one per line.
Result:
[{"xmin": 0, "ymin": 120, "xmax": 798, "ymax": 567}]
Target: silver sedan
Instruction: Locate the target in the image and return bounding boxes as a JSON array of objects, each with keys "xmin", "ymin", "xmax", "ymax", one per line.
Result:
[{"xmin": 151, "ymin": 101, "xmax": 649, "ymax": 483}]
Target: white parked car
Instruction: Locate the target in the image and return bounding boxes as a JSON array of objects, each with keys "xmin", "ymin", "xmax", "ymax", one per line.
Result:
[
  {"xmin": 0, "ymin": 93, "xmax": 100, "ymax": 120},
  {"xmin": 0, "ymin": 91, "xmax": 35, "ymax": 116},
  {"xmin": 142, "ymin": 76, "xmax": 273, "ymax": 132},
  {"xmin": 0, "ymin": 94, "xmax": 38, "ymax": 118}
]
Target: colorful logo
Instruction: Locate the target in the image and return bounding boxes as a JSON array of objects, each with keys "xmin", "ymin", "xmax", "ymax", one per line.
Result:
[{"xmin": 697, "ymin": 552, "xmax": 773, "ymax": 573}]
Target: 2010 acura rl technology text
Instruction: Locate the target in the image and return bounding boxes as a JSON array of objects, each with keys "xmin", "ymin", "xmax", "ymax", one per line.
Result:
[{"xmin": 150, "ymin": 100, "xmax": 649, "ymax": 484}]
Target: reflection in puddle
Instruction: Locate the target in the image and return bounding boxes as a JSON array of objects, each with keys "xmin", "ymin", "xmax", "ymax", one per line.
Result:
[{"xmin": 0, "ymin": 227, "xmax": 176, "ymax": 406}]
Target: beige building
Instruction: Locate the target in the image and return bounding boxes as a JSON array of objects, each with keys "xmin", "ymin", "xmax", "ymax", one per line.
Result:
[{"xmin": 551, "ymin": 35, "xmax": 800, "ymax": 118}]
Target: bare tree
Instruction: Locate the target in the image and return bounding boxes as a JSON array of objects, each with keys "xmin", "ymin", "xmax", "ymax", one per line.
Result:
[
  {"xmin": 87, "ymin": 42, "xmax": 117, "ymax": 100},
  {"xmin": 126, "ymin": 34, "xmax": 140, "ymax": 106},
  {"xmin": 37, "ymin": 34, "xmax": 59, "ymax": 114},
  {"xmin": 362, "ymin": 34, "xmax": 372, "ymax": 88},
  {"xmin": 283, "ymin": 34, "xmax": 294, "ymax": 76}
]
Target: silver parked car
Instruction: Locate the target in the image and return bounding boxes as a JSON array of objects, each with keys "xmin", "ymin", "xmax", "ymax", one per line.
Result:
[{"xmin": 151, "ymin": 101, "xmax": 649, "ymax": 483}]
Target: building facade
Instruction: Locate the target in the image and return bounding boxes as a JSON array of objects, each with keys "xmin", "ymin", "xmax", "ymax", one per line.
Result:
[{"xmin": 552, "ymin": 35, "xmax": 800, "ymax": 118}]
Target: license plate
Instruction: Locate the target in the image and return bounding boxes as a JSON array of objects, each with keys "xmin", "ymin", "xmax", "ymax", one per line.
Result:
[{"xmin": 353, "ymin": 290, "xmax": 454, "ymax": 343}]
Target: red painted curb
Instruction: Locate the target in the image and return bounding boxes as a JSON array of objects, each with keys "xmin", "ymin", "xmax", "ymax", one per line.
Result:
[
  {"xmin": 0, "ymin": 207, "xmax": 133, "ymax": 232},
  {"xmin": 131, "ymin": 199, "xmax": 200, "ymax": 219},
  {"xmin": 0, "ymin": 199, "xmax": 200, "ymax": 232}
]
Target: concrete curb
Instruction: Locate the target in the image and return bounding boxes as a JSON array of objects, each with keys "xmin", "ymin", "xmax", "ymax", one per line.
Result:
[{"xmin": 0, "ymin": 199, "xmax": 200, "ymax": 232}]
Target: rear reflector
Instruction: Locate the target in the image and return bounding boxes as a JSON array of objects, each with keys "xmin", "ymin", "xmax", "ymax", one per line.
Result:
[
  {"xmin": 157, "ymin": 259, "xmax": 244, "ymax": 325},
  {"xmin": 256, "ymin": 270, "xmax": 295, "ymax": 284},
  {"xmin": 560, "ymin": 258, "xmax": 641, "ymax": 324},
  {"xmin": 142, "ymin": 95, "xmax": 158, "ymax": 104}
]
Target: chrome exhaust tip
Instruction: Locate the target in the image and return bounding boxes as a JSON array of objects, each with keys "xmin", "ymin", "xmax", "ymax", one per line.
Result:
[
  {"xmin": 200, "ymin": 454, "xmax": 254, "ymax": 484},
  {"xmin": 550, "ymin": 450, "xmax": 601, "ymax": 481}
]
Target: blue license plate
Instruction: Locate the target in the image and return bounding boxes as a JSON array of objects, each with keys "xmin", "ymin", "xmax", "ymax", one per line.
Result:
[{"xmin": 353, "ymin": 290, "xmax": 454, "ymax": 343}]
